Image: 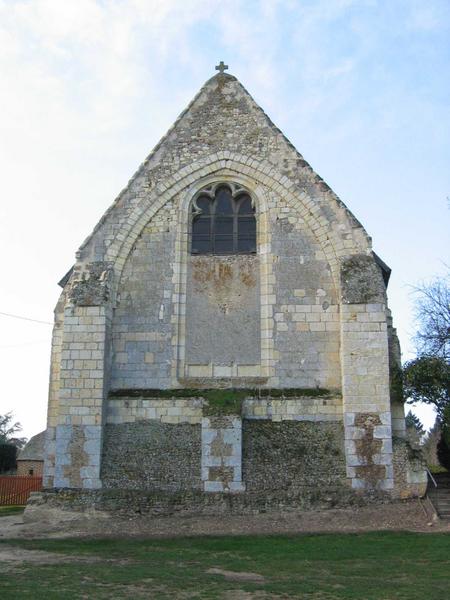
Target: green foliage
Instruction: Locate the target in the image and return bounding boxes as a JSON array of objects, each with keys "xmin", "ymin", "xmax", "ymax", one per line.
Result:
[
  {"xmin": 110, "ymin": 387, "xmax": 335, "ymax": 399},
  {"xmin": 437, "ymin": 433, "xmax": 450, "ymax": 470},
  {"xmin": 405, "ymin": 271, "xmax": 450, "ymax": 470},
  {"xmin": 405, "ymin": 410, "xmax": 424, "ymax": 435},
  {"xmin": 436, "ymin": 404, "xmax": 450, "ymax": 469},
  {"xmin": 0, "ymin": 443, "xmax": 17, "ymax": 473},
  {"xmin": 116, "ymin": 387, "xmax": 336, "ymax": 416},
  {"xmin": 428, "ymin": 464, "xmax": 448, "ymax": 474},
  {"xmin": 202, "ymin": 390, "xmax": 249, "ymax": 416},
  {"xmin": 109, "ymin": 387, "xmax": 338, "ymax": 417},
  {"xmin": 0, "ymin": 412, "xmax": 27, "ymax": 448},
  {"xmin": 0, "ymin": 506, "xmax": 25, "ymax": 516},
  {"xmin": 390, "ymin": 363, "xmax": 404, "ymax": 403},
  {"xmin": 403, "ymin": 356, "xmax": 450, "ymax": 422}
]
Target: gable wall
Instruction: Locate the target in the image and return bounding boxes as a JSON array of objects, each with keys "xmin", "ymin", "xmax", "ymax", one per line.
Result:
[
  {"xmin": 78, "ymin": 75, "xmax": 370, "ymax": 269},
  {"xmin": 43, "ymin": 73, "xmax": 418, "ymax": 496}
]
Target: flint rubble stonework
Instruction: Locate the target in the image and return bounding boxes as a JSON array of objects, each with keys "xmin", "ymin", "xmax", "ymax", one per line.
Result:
[{"xmin": 42, "ymin": 70, "xmax": 426, "ymax": 512}]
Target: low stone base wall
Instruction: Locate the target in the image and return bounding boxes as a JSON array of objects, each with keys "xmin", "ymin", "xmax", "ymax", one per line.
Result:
[
  {"xmin": 30, "ymin": 485, "xmax": 393, "ymax": 519},
  {"xmin": 392, "ymin": 437, "xmax": 427, "ymax": 499}
]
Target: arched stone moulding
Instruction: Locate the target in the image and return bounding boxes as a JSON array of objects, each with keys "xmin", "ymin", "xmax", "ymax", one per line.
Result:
[{"xmin": 104, "ymin": 153, "xmax": 373, "ymax": 303}]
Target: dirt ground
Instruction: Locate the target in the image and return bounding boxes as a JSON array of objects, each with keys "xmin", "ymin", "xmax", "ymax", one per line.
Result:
[{"xmin": 0, "ymin": 499, "xmax": 449, "ymax": 542}]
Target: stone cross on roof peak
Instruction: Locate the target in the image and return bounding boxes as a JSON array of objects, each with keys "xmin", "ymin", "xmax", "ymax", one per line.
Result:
[{"xmin": 215, "ymin": 61, "xmax": 229, "ymax": 74}]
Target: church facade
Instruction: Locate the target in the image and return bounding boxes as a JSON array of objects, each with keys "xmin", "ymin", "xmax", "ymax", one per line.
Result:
[{"xmin": 42, "ymin": 66, "xmax": 426, "ymax": 513}]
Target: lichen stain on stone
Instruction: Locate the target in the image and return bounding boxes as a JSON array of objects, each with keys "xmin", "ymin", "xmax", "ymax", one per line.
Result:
[
  {"xmin": 69, "ymin": 261, "xmax": 113, "ymax": 307},
  {"xmin": 192, "ymin": 255, "xmax": 257, "ymax": 314},
  {"xmin": 208, "ymin": 466, "xmax": 234, "ymax": 485},
  {"xmin": 239, "ymin": 265, "xmax": 256, "ymax": 288},
  {"xmin": 354, "ymin": 413, "xmax": 385, "ymax": 488},
  {"xmin": 63, "ymin": 427, "xmax": 88, "ymax": 488},
  {"xmin": 340, "ymin": 254, "xmax": 385, "ymax": 304},
  {"xmin": 210, "ymin": 430, "xmax": 233, "ymax": 458},
  {"xmin": 192, "ymin": 259, "xmax": 232, "ymax": 287}
]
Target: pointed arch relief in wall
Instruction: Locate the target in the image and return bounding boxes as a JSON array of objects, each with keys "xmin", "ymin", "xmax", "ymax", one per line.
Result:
[
  {"xmin": 102, "ymin": 154, "xmax": 372, "ymax": 302},
  {"xmin": 171, "ymin": 175, "xmax": 273, "ymax": 386}
]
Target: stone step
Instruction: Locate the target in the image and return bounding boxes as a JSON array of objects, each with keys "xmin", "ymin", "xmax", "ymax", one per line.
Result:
[
  {"xmin": 426, "ymin": 491, "xmax": 450, "ymax": 519},
  {"xmin": 428, "ymin": 493, "xmax": 450, "ymax": 500},
  {"xmin": 427, "ymin": 487, "xmax": 450, "ymax": 494},
  {"xmin": 433, "ymin": 474, "xmax": 450, "ymax": 488}
]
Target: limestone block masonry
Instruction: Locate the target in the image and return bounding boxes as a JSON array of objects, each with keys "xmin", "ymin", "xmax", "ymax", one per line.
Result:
[
  {"xmin": 201, "ymin": 416, "xmax": 245, "ymax": 493},
  {"xmin": 41, "ymin": 67, "xmax": 425, "ymax": 512}
]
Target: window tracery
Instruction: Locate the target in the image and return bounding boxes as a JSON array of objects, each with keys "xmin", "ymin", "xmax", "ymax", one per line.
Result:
[{"xmin": 191, "ymin": 183, "xmax": 256, "ymax": 254}]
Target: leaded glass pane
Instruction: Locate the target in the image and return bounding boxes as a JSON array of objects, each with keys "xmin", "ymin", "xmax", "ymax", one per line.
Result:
[
  {"xmin": 192, "ymin": 236, "xmax": 213, "ymax": 254},
  {"xmin": 238, "ymin": 237, "xmax": 256, "ymax": 252},
  {"xmin": 238, "ymin": 217, "xmax": 256, "ymax": 235},
  {"xmin": 238, "ymin": 195, "xmax": 253, "ymax": 213},
  {"xmin": 191, "ymin": 185, "xmax": 256, "ymax": 254},
  {"xmin": 214, "ymin": 235, "xmax": 234, "ymax": 253},
  {"xmin": 192, "ymin": 216, "xmax": 211, "ymax": 235},
  {"xmin": 196, "ymin": 196, "xmax": 211, "ymax": 214},
  {"xmin": 215, "ymin": 186, "xmax": 233, "ymax": 214},
  {"xmin": 215, "ymin": 217, "xmax": 234, "ymax": 234}
]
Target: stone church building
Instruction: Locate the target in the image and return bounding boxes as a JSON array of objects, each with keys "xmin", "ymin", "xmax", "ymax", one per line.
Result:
[{"xmin": 42, "ymin": 65, "xmax": 426, "ymax": 513}]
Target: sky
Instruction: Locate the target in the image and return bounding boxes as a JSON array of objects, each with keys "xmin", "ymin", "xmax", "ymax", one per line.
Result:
[{"xmin": 0, "ymin": 0, "xmax": 449, "ymax": 440}]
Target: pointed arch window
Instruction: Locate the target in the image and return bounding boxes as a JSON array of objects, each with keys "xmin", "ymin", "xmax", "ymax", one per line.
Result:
[{"xmin": 191, "ymin": 184, "xmax": 256, "ymax": 254}]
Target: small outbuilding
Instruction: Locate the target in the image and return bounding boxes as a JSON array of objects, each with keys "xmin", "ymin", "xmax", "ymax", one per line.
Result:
[{"xmin": 17, "ymin": 431, "xmax": 45, "ymax": 476}]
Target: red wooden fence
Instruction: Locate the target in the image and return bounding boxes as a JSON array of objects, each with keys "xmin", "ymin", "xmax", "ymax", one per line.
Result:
[{"xmin": 0, "ymin": 476, "xmax": 43, "ymax": 506}]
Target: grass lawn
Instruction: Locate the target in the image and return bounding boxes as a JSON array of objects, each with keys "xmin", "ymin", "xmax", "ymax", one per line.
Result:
[
  {"xmin": 0, "ymin": 505, "xmax": 24, "ymax": 517},
  {"xmin": 0, "ymin": 532, "xmax": 449, "ymax": 599}
]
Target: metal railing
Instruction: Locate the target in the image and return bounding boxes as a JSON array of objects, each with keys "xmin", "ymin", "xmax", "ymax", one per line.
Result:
[{"xmin": 426, "ymin": 467, "xmax": 437, "ymax": 488}]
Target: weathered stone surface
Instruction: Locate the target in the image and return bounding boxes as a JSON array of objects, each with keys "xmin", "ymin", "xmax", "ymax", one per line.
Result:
[
  {"xmin": 243, "ymin": 421, "xmax": 347, "ymax": 496},
  {"xmin": 32, "ymin": 482, "xmax": 385, "ymax": 517},
  {"xmin": 392, "ymin": 437, "xmax": 427, "ymax": 499},
  {"xmin": 68, "ymin": 262, "xmax": 113, "ymax": 307},
  {"xmin": 186, "ymin": 255, "xmax": 260, "ymax": 366},
  {"xmin": 42, "ymin": 69, "xmax": 424, "ymax": 503},
  {"xmin": 101, "ymin": 421, "xmax": 202, "ymax": 491},
  {"xmin": 341, "ymin": 255, "xmax": 386, "ymax": 304},
  {"xmin": 201, "ymin": 416, "xmax": 244, "ymax": 493}
]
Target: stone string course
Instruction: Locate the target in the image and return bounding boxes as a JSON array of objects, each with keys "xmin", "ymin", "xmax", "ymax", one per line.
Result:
[{"xmin": 106, "ymin": 396, "xmax": 343, "ymax": 425}]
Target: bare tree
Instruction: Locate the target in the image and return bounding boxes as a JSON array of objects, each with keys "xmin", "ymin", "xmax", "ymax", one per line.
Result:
[
  {"xmin": 404, "ymin": 269, "xmax": 450, "ymax": 467},
  {"xmin": 412, "ymin": 268, "xmax": 450, "ymax": 361}
]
